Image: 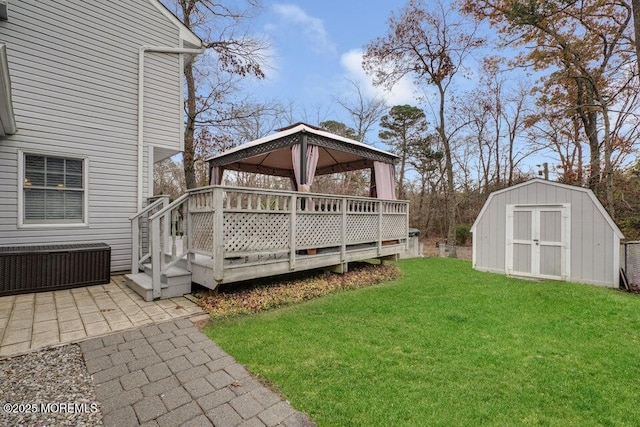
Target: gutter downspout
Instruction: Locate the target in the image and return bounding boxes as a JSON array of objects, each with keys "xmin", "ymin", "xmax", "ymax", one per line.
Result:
[{"xmin": 138, "ymin": 45, "xmax": 204, "ymax": 210}]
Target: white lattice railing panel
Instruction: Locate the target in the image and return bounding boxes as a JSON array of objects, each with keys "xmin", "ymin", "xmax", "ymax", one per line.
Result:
[
  {"xmin": 346, "ymin": 214, "xmax": 378, "ymax": 243},
  {"xmin": 382, "ymin": 215, "xmax": 407, "ymax": 240},
  {"xmin": 224, "ymin": 212, "xmax": 290, "ymax": 253},
  {"xmin": 296, "ymin": 214, "xmax": 342, "ymax": 248},
  {"xmin": 191, "ymin": 212, "xmax": 213, "ymax": 252}
]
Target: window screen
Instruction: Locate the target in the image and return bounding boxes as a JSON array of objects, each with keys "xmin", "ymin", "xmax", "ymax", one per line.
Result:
[{"xmin": 23, "ymin": 154, "xmax": 85, "ymax": 223}]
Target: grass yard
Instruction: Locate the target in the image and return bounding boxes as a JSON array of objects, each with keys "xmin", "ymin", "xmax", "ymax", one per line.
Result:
[{"xmin": 205, "ymin": 258, "xmax": 640, "ymax": 426}]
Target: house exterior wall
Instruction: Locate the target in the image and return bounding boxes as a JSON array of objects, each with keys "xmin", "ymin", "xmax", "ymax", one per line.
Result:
[
  {"xmin": 0, "ymin": 0, "xmax": 185, "ymax": 272},
  {"xmin": 472, "ymin": 180, "xmax": 619, "ymax": 287}
]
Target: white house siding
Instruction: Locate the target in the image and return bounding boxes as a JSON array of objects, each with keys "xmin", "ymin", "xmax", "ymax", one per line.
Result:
[
  {"xmin": 472, "ymin": 180, "xmax": 620, "ymax": 287},
  {"xmin": 0, "ymin": 0, "xmax": 185, "ymax": 272}
]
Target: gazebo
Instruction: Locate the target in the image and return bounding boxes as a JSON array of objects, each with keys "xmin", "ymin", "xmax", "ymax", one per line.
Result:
[
  {"xmin": 207, "ymin": 122, "xmax": 397, "ymax": 199},
  {"xmin": 127, "ymin": 123, "xmax": 410, "ymax": 300}
]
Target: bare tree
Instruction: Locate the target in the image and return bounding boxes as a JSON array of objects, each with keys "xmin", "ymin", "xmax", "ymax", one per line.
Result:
[
  {"xmin": 173, "ymin": 0, "xmax": 269, "ymax": 189},
  {"xmin": 363, "ymin": 0, "xmax": 483, "ymax": 257},
  {"xmin": 334, "ymin": 79, "xmax": 387, "ymax": 142}
]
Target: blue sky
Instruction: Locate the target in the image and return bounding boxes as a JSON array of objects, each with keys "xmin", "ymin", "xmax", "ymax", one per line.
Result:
[{"xmin": 240, "ymin": 1, "xmax": 417, "ymax": 127}]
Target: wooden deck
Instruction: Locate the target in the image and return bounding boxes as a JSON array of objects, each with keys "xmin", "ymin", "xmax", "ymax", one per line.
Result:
[{"xmin": 130, "ymin": 186, "xmax": 409, "ymax": 299}]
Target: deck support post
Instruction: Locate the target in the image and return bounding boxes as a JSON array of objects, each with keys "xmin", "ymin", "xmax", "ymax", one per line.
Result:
[
  {"xmin": 131, "ymin": 218, "xmax": 139, "ymax": 273},
  {"xmin": 212, "ymin": 187, "xmax": 224, "ymax": 282},
  {"xmin": 151, "ymin": 218, "xmax": 162, "ymax": 299},
  {"xmin": 377, "ymin": 200, "xmax": 383, "ymax": 256},
  {"xmin": 341, "ymin": 198, "xmax": 347, "ymax": 263},
  {"xmin": 289, "ymin": 194, "xmax": 296, "ymax": 270},
  {"xmin": 327, "ymin": 262, "xmax": 348, "ymax": 274},
  {"xmin": 380, "ymin": 254, "xmax": 398, "ymax": 265}
]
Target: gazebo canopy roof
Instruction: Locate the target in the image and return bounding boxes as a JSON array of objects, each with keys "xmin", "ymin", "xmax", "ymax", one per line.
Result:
[{"xmin": 205, "ymin": 122, "xmax": 397, "ymax": 178}]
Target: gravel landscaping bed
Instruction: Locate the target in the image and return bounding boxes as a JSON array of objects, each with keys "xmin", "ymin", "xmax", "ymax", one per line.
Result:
[{"xmin": 0, "ymin": 345, "xmax": 103, "ymax": 427}]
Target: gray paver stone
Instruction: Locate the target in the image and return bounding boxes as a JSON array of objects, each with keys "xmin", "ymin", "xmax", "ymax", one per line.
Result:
[
  {"xmin": 94, "ymin": 378, "xmax": 124, "ymax": 401},
  {"xmin": 93, "ymin": 364, "xmax": 129, "ymax": 385},
  {"xmin": 141, "ymin": 324, "xmax": 162, "ymax": 338},
  {"xmin": 102, "ymin": 405, "xmax": 139, "ymax": 427},
  {"xmin": 79, "ymin": 337, "xmax": 104, "ymax": 352},
  {"xmin": 144, "ymin": 362, "xmax": 172, "ymax": 382},
  {"xmin": 134, "ymin": 396, "xmax": 168, "ymax": 424},
  {"xmin": 229, "ymin": 394, "xmax": 264, "ymax": 419},
  {"xmin": 206, "ymin": 355, "xmax": 235, "ymax": 372},
  {"xmin": 100, "ymin": 388, "xmax": 144, "ymax": 414},
  {"xmin": 225, "ymin": 363, "xmax": 250, "ymax": 380},
  {"xmin": 188, "ymin": 340, "xmax": 218, "ymax": 352},
  {"xmin": 157, "ymin": 401, "xmax": 203, "ymax": 427},
  {"xmin": 127, "ymin": 354, "xmax": 163, "ymax": 372},
  {"xmin": 176, "ymin": 365, "xmax": 210, "ymax": 383},
  {"xmin": 186, "ymin": 350, "xmax": 211, "ymax": 367},
  {"xmin": 185, "ymin": 377, "xmax": 216, "ymax": 399},
  {"xmin": 159, "ymin": 346, "xmax": 190, "ymax": 362},
  {"xmin": 110, "ymin": 349, "xmax": 135, "ymax": 366},
  {"xmin": 231, "ymin": 378, "xmax": 261, "ymax": 397},
  {"xmin": 249, "ymin": 388, "xmax": 281, "ymax": 408},
  {"xmin": 119, "ymin": 338, "xmax": 148, "ymax": 351},
  {"xmin": 283, "ymin": 412, "xmax": 316, "ymax": 427},
  {"xmin": 120, "ymin": 369, "xmax": 149, "ymax": 391},
  {"xmin": 206, "ymin": 370, "xmax": 234, "ymax": 389},
  {"xmin": 197, "ymin": 388, "xmax": 236, "ymax": 412},
  {"xmin": 203, "ymin": 345, "xmax": 229, "ymax": 360},
  {"xmin": 187, "ymin": 331, "xmax": 208, "ymax": 343},
  {"xmin": 175, "ymin": 318, "xmax": 194, "ymax": 329},
  {"xmin": 258, "ymin": 402, "xmax": 295, "ymax": 427},
  {"xmin": 123, "ymin": 329, "xmax": 145, "ymax": 342},
  {"xmin": 161, "ymin": 386, "xmax": 192, "ymax": 411},
  {"xmin": 132, "ymin": 344, "xmax": 157, "ymax": 359},
  {"xmin": 182, "ymin": 414, "xmax": 215, "ymax": 427},
  {"xmin": 141, "ymin": 375, "xmax": 180, "ymax": 397},
  {"xmin": 157, "ymin": 322, "xmax": 178, "ymax": 333},
  {"xmin": 139, "ymin": 421, "xmax": 160, "ymax": 427},
  {"xmin": 170, "ymin": 334, "xmax": 192, "ymax": 348},
  {"xmin": 166, "ymin": 355, "xmax": 192, "ymax": 373},
  {"xmin": 84, "ymin": 344, "xmax": 119, "ymax": 361},
  {"xmin": 207, "ymin": 403, "xmax": 242, "ymax": 427},
  {"xmin": 103, "ymin": 334, "xmax": 126, "ymax": 347},
  {"xmin": 151, "ymin": 339, "xmax": 175, "ymax": 354},
  {"xmin": 238, "ymin": 418, "xmax": 267, "ymax": 427},
  {"xmin": 147, "ymin": 332, "xmax": 177, "ymax": 344},
  {"xmin": 85, "ymin": 355, "xmax": 113, "ymax": 374}
]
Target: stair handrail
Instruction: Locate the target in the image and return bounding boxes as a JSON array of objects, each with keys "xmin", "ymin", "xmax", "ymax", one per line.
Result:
[
  {"xmin": 149, "ymin": 193, "xmax": 190, "ymax": 299},
  {"xmin": 130, "ymin": 196, "xmax": 169, "ymax": 274}
]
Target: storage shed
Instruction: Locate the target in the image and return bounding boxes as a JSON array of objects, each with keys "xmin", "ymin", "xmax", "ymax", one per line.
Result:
[{"xmin": 471, "ymin": 179, "xmax": 624, "ymax": 287}]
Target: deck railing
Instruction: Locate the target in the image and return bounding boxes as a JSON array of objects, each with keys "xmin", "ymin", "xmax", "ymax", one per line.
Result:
[{"xmin": 133, "ymin": 186, "xmax": 409, "ymax": 299}]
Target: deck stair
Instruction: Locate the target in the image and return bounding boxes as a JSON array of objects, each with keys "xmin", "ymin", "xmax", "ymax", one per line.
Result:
[{"xmin": 125, "ymin": 263, "xmax": 191, "ymax": 302}]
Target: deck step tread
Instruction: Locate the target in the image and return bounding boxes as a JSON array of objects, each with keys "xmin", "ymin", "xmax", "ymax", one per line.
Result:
[{"xmin": 141, "ymin": 264, "xmax": 191, "ymax": 278}]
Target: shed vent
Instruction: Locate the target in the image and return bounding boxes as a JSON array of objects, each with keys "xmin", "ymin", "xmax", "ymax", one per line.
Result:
[{"xmin": 0, "ymin": 243, "xmax": 111, "ymax": 296}]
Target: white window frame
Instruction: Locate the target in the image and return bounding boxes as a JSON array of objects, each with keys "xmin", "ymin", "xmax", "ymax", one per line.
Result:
[{"xmin": 17, "ymin": 150, "xmax": 89, "ymax": 228}]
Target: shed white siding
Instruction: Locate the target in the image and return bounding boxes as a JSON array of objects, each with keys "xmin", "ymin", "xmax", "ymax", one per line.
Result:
[
  {"xmin": 472, "ymin": 179, "xmax": 623, "ymax": 287},
  {"xmin": 0, "ymin": 0, "xmax": 188, "ymax": 272}
]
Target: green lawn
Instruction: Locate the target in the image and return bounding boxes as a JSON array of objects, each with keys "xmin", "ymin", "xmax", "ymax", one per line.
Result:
[{"xmin": 205, "ymin": 258, "xmax": 640, "ymax": 426}]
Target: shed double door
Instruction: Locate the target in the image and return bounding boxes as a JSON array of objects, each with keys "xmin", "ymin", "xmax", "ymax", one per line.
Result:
[{"xmin": 506, "ymin": 204, "xmax": 570, "ymax": 281}]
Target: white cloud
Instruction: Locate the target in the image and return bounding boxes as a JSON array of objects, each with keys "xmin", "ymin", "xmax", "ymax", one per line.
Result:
[
  {"xmin": 339, "ymin": 49, "xmax": 417, "ymax": 105},
  {"xmin": 272, "ymin": 4, "xmax": 336, "ymax": 55}
]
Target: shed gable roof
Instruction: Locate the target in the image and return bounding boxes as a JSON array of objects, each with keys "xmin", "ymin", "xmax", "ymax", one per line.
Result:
[{"xmin": 471, "ymin": 178, "xmax": 624, "ymax": 238}]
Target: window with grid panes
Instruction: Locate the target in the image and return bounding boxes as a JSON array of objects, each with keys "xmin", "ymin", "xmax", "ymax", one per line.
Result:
[{"xmin": 23, "ymin": 154, "xmax": 85, "ymax": 224}]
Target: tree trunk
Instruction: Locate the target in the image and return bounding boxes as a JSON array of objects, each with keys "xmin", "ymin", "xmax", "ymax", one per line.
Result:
[
  {"xmin": 437, "ymin": 85, "xmax": 456, "ymax": 258},
  {"xmin": 183, "ymin": 61, "xmax": 197, "ymax": 189},
  {"xmin": 633, "ymin": 0, "xmax": 640, "ymax": 74}
]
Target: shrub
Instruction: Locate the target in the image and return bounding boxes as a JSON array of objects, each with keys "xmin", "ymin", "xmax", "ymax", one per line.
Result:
[{"xmin": 455, "ymin": 224, "xmax": 471, "ymax": 245}]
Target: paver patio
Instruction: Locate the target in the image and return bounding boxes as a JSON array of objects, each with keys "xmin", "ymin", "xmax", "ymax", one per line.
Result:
[
  {"xmin": 83, "ymin": 318, "xmax": 315, "ymax": 427},
  {"xmin": 0, "ymin": 276, "xmax": 203, "ymax": 357}
]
